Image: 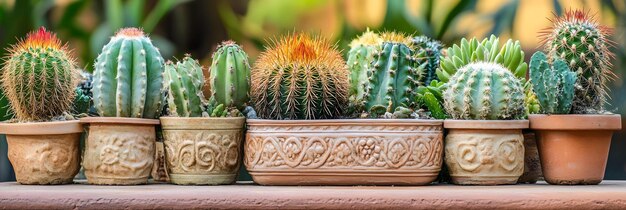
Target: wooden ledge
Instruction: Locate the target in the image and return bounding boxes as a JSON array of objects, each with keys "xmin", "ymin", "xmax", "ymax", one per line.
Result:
[{"xmin": 1, "ymin": 181, "xmax": 626, "ymax": 209}]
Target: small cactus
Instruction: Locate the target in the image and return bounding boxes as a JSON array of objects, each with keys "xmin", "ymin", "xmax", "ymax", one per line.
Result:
[
  {"xmin": 412, "ymin": 35, "xmax": 443, "ymax": 85},
  {"xmin": 523, "ymin": 79, "xmax": 541, "ymax": 115},
  {"xmin": 347, "ymin": 29, "xmax": 382, "ymax": 103},
  {"xmin": 529, "ymin": 51, "xmax": 576, "ymax": 114},
  {"xmin": 209, "ymin": 41, "xmax": 251, "ymax": 109},
  {"xmin": 72, "ymin": 71, "xmax": 93, "ymax": 114},
  {"xmin": 164, "ymin": 55, "xmax": 206, "ymax": 117}
]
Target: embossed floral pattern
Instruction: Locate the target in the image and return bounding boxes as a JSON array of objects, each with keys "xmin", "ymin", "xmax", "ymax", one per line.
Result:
[{"xmin": 164, "ymin": 131, "xmax": 242, "ymax": 174}]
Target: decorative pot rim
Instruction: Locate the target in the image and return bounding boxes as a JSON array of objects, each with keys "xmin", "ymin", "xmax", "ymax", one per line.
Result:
[
  {"xmin": 443, "ymin": 119, "xmax": 529, "ymax": 129},
  {"xmin": 0, "ymin": 120, "xmax": 82, "ymax": 135},
  {"xmin": 529, "ymin": 114, "xmax": 622, "ymax": 131},
  {"xmin": 80, "ymin": 117, "xmax": 160, "ymax": 125},
  {"xmin": 160, "ymin": 116, "xmax": 246, "ymax": 130},
  {"xmin": 246, "ymin": 118, "xmax": 444, "ymax": 126}
]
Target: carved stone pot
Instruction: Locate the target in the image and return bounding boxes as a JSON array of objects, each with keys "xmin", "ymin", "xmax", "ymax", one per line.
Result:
[
  {"xmin": 160, "ymin": 117, "xmax": 245, "ymax": 185},
  {"xmin": 0, "ymin": 120, "xmax": 82, "ymax": 185},
  {"xmin": 530, "ymin": 114, "xmax": 622, "ymax": 185},
  {"xmin": 81, "ymin": 117, "xmax": 159, "ymax": 185},
  {"xmin": 444, "ymin": 120, "xmax": 528, "ymax": 185},
  {"xmin": 245, "ymin": 119, "xmax": 444, "ymax": 186}
]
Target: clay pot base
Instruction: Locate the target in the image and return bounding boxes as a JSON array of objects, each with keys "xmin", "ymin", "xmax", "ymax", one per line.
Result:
[
  {"xmin": 250, "ymin": 171, "xmax": 439, "ymax": 186},
  {"xmin": 451, "ymin": 176, "xmax": 520, "ymax": 185},
  {"xmin": 169, "ymin": 174, "xmax": 237, "ymax": 185}
]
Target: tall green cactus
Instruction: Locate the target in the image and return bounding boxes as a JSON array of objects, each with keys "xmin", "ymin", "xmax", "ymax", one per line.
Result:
[
  {"xmin": 347, "ymin": 29, "xmax": 382, "ymax": 103},
  {"xmin": 92, "ymin": 28, "xmax": 165, "ymax": 119},
  {"xmin": 1, "ymin": 27, "xmax": 78, "ymax": 121},
  {"xmin": 529, "ymin": 52, "xmax": 576, "ymax": 114},
  {"xmin": 164, "ymin": 55, "xmax": 206, "ymax": 117},
  {"xmin": 443, "ymin": 62, "xmax": 525, "ymax": 120},
  {"xmin": 209, "ymin": 41, "xmax": 251, "ymax": 109},
  {"xmin": 412, "ymin": 35, "xmax": 443, "ymax": 85}
]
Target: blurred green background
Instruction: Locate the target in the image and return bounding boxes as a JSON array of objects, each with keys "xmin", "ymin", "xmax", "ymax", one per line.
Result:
[{"xmin": 0, "ymin": 0, "xmax": 625, "ymax": 181}]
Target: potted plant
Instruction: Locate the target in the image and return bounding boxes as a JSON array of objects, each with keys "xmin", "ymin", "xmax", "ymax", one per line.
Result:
[
  {"xmin": 529, "ymin": 10, "xmax": 621, "ymax": 185},
  {"xmin": 81, "ymin": 28, "xmax": 165, "ymax": 185},
  {"xmin": 160, "ymin": 41, "xmax": 248, "ymax": 185},
  {"xmin": 0, "ymin": 27, "xmax": 82, "ymax": 184}
]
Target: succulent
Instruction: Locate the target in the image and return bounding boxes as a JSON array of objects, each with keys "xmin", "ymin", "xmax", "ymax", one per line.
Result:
[
  {"xmin": 540, "ymin": 9, "xmax": 615, "ymax": 114},
  {"xmin": 92, "ymin": 28, "xmax": 165, "ymax": 119},
  {"xmin": 347, "ymin": 29, "xmax": 382, "ymax": 103},
  {"xmin": 164, "ymin": 55, "xmax": 206, "ymax": 117},
  {"xmin": 412, "ymin": 35, "xmax": 443, "ymax": 85},
  {"xmin": 416, "ymin": 80, "xmax": 447, "ymax": 119},
  {"xmin": 437, "ymin": 35, "xmax": 527, "ymax": 83},
  {"xmin": 1, "ymin": 27, "xmax": 79, "ymax": 121},
  {"xmin": 251, "ymin": 33, "xmax": 349, "ymax": 120},
  {"xmin": 529, "ymin": 51, "xmax": 576, "ymax": 114},
  {"xmin": 523, "ymin": 79, "xmax": 541, "ymax": 115},
  {"xmin": 443, "ymin": 62, "xmax": 525, "ymax": 120},
  {"xmin": 209, "ymin": 41, "xmax": 251, "ymax": 109},
  {"xmin": 72, "ymin": 71, "xmax": 93, "ymax": 114}
]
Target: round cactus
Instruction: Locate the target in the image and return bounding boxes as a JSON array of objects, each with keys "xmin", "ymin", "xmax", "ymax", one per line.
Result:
[
  {"xmin": 251, "ymin": 33, "xmax": 349, "ymax": 120},
  {"xmin": 209, "ymin": 41, "xmax": 251, "ymax": 109},
  {"xmin": 443, "ymin": 62, "xmax": 525, "ymax": 120},
  {"xmin": 164, "ymin": 55, "xmax": 206, "ymax": 117},
  {"xmin": 1, "ymin": 27, "xmax": 79, "ymax": 121},
  {"xmin": 347, "ymin": 29, "xmax": 382, "ymax": 103}
]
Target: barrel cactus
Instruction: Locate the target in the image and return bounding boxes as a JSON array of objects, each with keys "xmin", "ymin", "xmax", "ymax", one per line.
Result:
[
  {"xmin": 412, "ymin": 35, "xmax": 443, "ymax": 85},
  {"xmin": 347, "ymin": 29, "xmax": 382, "ymax": 103},
  {"xmin": 1, "ymin": 27, "xmax": 79, "ymax": 121},
  {"xmin": 209, "ymin": 41, "xmax": 251, "ymax": 109},
  {"xmin": 529, "ymin": 51, "xmax": 576, "ymax": 114},
  {"xmin": 164, "ymin": 55, "xmax": 206, "ymax": 117},
  {"xmin": 251, "ymin": 33, "xmax": 349, "ymax": 120},
  {"xmin": 443, "ymin": 62, "xmax": 525, "ymax": 120},
  {"xmin": 92, "ymin": 27, "xmax": 165, "ymax": 119},
  {"xmin": 541, "ymin": 9, "xmax": 614, "ymax": 113}
]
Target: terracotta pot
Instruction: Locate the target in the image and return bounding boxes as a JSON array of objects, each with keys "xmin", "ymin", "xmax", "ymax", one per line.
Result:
[
  {"xmin": 517, "ymin": 131, "xmax": 542, "ymax": 184},
  {"xmin": 0, "ymin": 120, "xmax": 82, "ymax": 184},
  {"xmin": 245, "ymin": 119, "xmax": 444, "ymax": 186},
  {"xmin": 81, "ymin": 117, "xmax": 159, "ymax": 185},
  {"xmin": 160, "ymin": 117, "xmax": 245, "ymax": 185},
  {"xmin": 444, "ymin": 120, "xmax": 528, "ymax": 185},
  {"xmin": 529, "ymin": 114, "xmax": 622, "ymax": 185}
]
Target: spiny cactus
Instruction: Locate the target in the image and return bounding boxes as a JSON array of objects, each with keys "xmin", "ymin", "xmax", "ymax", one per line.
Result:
[
  {"xmin": 523, "ymin": 79, "xmax": 541, "ymax": 115},
  {"xmin": 93, "ymin": 28, "xmax": 165, "ymax": 119},
  {"xmin": 437, "ymin": 35, "xmax": 527, "ymax": 83},
  {"xmin": 347, "ymin": 29, "xmax": 382, "ymax": 103},
  {"xmin": 1, "ymin": 27, "xmax": 79, "ymax": 121},
  {"xmin": 540, "ymin": 9, "xmax": 615, "ymax": 113},
  {"xmin": 251, "ymin": 33, "xmax": 349, "ymax": 120},
  {"xmin": 416, "ymin": 80, "xmax": 447, "ymax": 119},
  {"xmin": 209, "ymin": 41, "xmax": 251, "ymax": 109},
  {"xmin": 529, "ymin": 51, "xmax": 576, "ymax": 114},
  {"xmin": 443, "ymin": 62, "xmax": 525, "ymax": 120},
  {"xmin": 164, "ymin": 55, "xmax": 206, "ymax": 117},
  {"xmin": 73, "ymin": 71, "xmax": 93, "ymax": 114},
  {"xmin": 412, "ymin": 35, "xmax": 443, "ymax": 85}
]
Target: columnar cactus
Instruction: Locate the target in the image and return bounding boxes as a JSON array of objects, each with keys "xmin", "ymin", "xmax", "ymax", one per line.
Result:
[
  {"xmin": 347, "ymin": 29, "xmax": 382, "ymax": 102},
  {"xmin": 164, "ymin": 55, "xmax": 206, "ymax": 117},
  {"xmin": 92, "ymin": 28, "xmax": 165, "ymax": 119},
  {"xmin": 443, "ymin": 62, "xmax": 525, "ymax": 120},
  {"xmin": 529, "ymin": 52, "xmax": 576, "ymax": 114},
  {"xmin": 412, "ymin": 35, "xmax": 443, "ymax": 85},
  {"xmin": 251, "ymin": 33, "xmax": 349, "ymax": 120},
  {"xmin": 541, "ymin": 9, "xmax": 614, "ymax": 113},
  {"xmin": 209, "ymin": 41, "xmax": 251, "ymax": 109},
  {"xmin": 1, "ymin": 27, "xmax": 79, "ymax": 121}
]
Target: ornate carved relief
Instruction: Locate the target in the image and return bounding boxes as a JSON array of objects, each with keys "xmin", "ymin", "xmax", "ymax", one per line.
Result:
[{"xmin": 164, "ymin": 131, "xmax": 242, "ymax": 174}]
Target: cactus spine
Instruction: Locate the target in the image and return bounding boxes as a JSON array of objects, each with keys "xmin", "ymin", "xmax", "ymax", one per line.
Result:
[
  {"xmin": 251, "ymin": 33, "xmax": 349, "ymax": 120},
  {"xmin": 529, "ymin": 52, "xmax": 576, "ymax": 114},
  {"xmin": 164, "ymin": 55, "xmax": 206, "ymax": 117},
  {"xmin": 412, "ymin": 35, "xmax": 443, "ymax": 85},
  {"xmin": 92, "ymin": 28, "xmax": 165, "ymax": 119},
  {"xmin": 1, "ymin": 27, "xmax": 79, "ymax": 121},
  {"xmin": 347, "ymin": 29, "xmax": 382, "ymax": 102},
  {"xmin": 209, "ymin": 41, "xmax": 251, "ymax": 109},
  {"xmin": 443, "ymin": 62, "xmax": 525, "ymax": 120}
]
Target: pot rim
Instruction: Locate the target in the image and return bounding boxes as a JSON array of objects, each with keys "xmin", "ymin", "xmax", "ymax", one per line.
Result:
[
  {"xmin": 529, "ymin": 114, "xmax": 622, "ymax": 131},
  {"xmin": 246, "ymin": 118, "xmax": 443, "ymax": 126},
  {"xmin": 159, "ymin": 116, "xmax": 246, "ymax": 120},
  {"xmin": 0, "ymin": 120, "xmax": 82, "ymax": 135},
  {"xmin": 443, "ymin": 119, "xmax": 529, "ymax": 129},
  {"xmin": 160, "ymin": 116, "xmax": 246, "ymax": 130},
  {"xmin": 80, "ymin": 117, "xmax": 160, "ymax": 125}
]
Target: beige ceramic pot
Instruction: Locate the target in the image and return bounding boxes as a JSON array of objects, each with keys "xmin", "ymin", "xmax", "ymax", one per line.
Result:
[
  {"xmin": 529, "ymin": 114, "xmax": 622, "ymax": 185},
  {"xmin": 0, "ymin": 120, "xmax": 82, "ymax": 185},
  {"xmin": 81, "ymin": 117, "xmax": 159, "ymax": 185},
  {"xmin": 160, "ymin": 117, "xmax": 245, "ymax": 185},
  {"xmin": 444, "ymin": 120, "xmax": 528, "ymax": 185},
  {"xmin": 245, "ymin": 119, "xmax": 444, "ymax": 186}
]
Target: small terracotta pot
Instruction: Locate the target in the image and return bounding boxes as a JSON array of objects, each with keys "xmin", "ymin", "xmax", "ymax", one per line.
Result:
[
  {"xmin": 529, "ymin": 114, "xmax": 622, "ymax": 185},
  {"xmin": 444, "ymin": 120, "xmax": 528, "ymax": 185},
  {"xmin": 0, "ymin": 120, "xmax": 82, "ymax": 185},
  {"xmin": 517, "ymin": 131, "xmax": 542, "ymax": 184},
  {"xmin": 81, "ymin": 117, "xmax": 159, "ymax": 185},
  {"xmin": 160, "ymin": 117, "xmax": 245, "ymax": 185},
  {"xmin": 245, "ymin": 119, "xmax": 444, "ymax": 186}
]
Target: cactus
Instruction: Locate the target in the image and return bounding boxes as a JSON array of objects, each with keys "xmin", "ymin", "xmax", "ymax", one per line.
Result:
[
  {"xmin": 412, "ymin": 35, "xmax": 443, "ymax": 85},
  {"xmin": 92, "ymin": 28, "xmax": 165, "ymax": 119},
  {"xmin": 72, "ymin": 71, "xmax": 93, "ymax": 114},
  {"xmin": 523, "ymin": 79, "xmax": 541, "ymax": 115},
  {"xmin": 416, "ymin": 80, "xmax": 447, "ymax": 119},
  {"xmin": 209, "ymin": 41, "xmax": 251, "ymax": 109},
  {"xmin": 251, "ymin": 33, "xmax": 349, "ymax": 120},
  {"xmin": 529, "ymin": 51, "xmax": 576, "ymax": 114},
  {"xmin": 164, "ymin": 55, "xmax": 206, "ymax": 117},
  {"xmin": 1, "ymin": 27, "xmax": 79, "ymax": 121},
  {"xmin": 443, "ymin": 62, "xmax": 525, "ymax": 120},
  {"xmin": 437, "ymin": 35, "xmax": 527, "ymax": 83},
  {"xmin": 347, "ymin": 29, "xmax": 382, "ymax": 103},
  {"xmin": 541, "ymin": 10, "xmax": 614, "ymax": 113}
]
